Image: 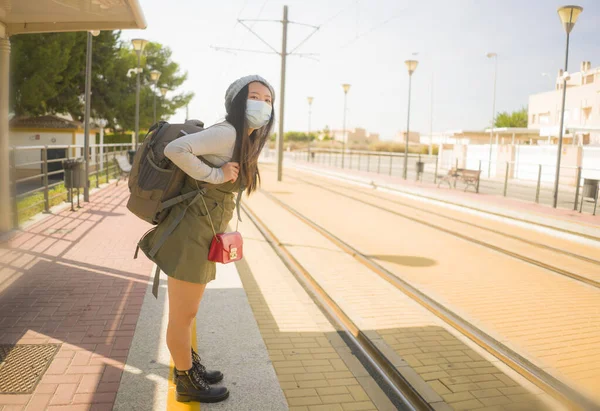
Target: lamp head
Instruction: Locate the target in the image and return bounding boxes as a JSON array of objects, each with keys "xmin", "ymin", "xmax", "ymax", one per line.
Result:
[
  {"xmin": 557, "ymin": 5, "xmax": 583, "ymax": 34},
  {"xmin": 405, "ymin": 60, "xmax": 418, "ymax": 75},
  {"xmin": 150, "ymin": 70, "xmax": 162, "ymax": 83},
  {"xmin": 90, "ymin": 30, "xmax": 100, "ymax": 37},
  {"xmin": 160, "ymin": 87, "xmax": 169, "ymax": 97},
  {"xmin": 131, "ymin": 38, "xmax": 149, "ymax": 54},
  {"xmin": 307, "ymin": 96, "xmax": 314, "ymax": 105},
  {"xmin": 486, "ymin": 52, "xmax": 497, "ymax": 59},
  {"xmin": 342, "ymin": 84, "xmax": 351, "ymax": 93}
]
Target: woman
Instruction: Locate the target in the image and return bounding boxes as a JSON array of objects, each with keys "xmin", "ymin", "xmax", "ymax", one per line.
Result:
[{"xmin": 138, "ymin": 75, "xmax": 275, "ymax": 403}]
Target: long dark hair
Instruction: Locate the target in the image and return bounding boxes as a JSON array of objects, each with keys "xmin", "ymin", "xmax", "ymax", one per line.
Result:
[{"xmin": 225, "ymin": 84, "xmax": 275, "ymax": 195}]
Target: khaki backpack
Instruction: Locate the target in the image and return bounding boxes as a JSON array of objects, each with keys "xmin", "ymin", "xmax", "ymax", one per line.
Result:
[
  {"xmin": 127, "ymin": 120, "xmax": 209, "ymax": 225},
  {"xmin": 127, "ymin": 119, "xmax": 244, "ymax": 228}
]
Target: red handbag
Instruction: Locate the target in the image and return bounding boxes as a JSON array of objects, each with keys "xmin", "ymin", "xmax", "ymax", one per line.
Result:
[{"xmin": 208, "ymin": 231, "xmax": 243, "ymax": 263}]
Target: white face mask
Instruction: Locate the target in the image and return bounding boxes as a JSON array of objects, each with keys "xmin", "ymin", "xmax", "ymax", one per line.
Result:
[{"xmin": 246, "ymin": 100, "xmax": 272, "ymax": 129}]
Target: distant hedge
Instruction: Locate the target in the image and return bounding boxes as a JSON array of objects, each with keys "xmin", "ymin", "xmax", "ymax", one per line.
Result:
[{"xmin": 95, "ymin": 130, "xmax": 149, "ymax": 145}]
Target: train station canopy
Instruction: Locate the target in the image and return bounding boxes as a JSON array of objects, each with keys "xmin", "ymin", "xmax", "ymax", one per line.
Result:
[{"xmin": 1, "ymin": 0, "xmax": 146, "ymax": 36}]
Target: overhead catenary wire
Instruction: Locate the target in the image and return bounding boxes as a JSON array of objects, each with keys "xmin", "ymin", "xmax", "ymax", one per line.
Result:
[{"xmin": 338, "ymin": 9, "xmax": 406, "ymax": 50}]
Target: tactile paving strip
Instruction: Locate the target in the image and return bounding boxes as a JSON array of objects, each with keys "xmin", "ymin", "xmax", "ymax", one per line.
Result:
[{"xmin": 0, "ymin": 344, "xmax": 60, "ymax": 394}]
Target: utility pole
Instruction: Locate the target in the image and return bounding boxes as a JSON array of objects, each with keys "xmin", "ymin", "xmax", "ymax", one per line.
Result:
[
  {"xmin": 486, "ymin": 52, "xmax": 498, "ymax": 178},
  {"xmin": 429, "ymin": 72, "xmax": 434, "ymax": 156},
  {"xmin": 212, "ymin": 5, "xmax": 319, "ymax": 182},
  {"xmin": 278, "ymin": 6, "xmax": 288, "ymax": 181}
]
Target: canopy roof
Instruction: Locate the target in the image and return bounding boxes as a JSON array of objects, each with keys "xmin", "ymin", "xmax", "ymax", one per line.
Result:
[{"xmin": 1, "ymin": 0, "xmax": 146, "ymax": 35}]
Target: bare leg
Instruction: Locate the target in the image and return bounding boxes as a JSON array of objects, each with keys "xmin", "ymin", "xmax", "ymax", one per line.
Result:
[{"xmin": 166, "ymin": 276, "xmax": 207, "ymax": 371}]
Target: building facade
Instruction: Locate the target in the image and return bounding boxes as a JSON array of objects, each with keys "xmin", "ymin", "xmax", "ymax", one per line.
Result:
[
  {"xmin": 528, "ymin": 61, "xmax": 600, "ymax": 145},
  {"xmin": 328, "ymin": 128, "xmax": 380, "ymax": 146}
]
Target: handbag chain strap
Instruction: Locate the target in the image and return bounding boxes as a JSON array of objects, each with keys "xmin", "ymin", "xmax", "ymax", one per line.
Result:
[{"xmin": 195, "ymin": 180, "xmax": 242, "ymax": 242}]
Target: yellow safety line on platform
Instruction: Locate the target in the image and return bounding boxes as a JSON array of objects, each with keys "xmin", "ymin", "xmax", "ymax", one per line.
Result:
[{"xmin": 166, "ymin": 318, "xmax": 200, "ymax": 410}]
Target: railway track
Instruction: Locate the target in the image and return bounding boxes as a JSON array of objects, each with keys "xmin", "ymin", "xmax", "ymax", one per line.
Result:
[
  {"xmin": 243, "ymin": 189, "xmax": 599, "ymax": 411},
  {"xmin": 281, "ymin": 172, "xmax": 600, "ymax": 290}
]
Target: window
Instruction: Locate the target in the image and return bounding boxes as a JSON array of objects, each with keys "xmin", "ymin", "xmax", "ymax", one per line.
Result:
[{"xmin": 532, "ymin": 114, "xmax": 537, "ymax": 124}]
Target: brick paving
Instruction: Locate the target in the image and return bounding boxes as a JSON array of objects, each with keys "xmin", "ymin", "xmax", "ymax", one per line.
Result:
[
  {"xmin": 237, "ymin": 215, "xmax": 397, "ymax": 411},
  {"xmin": 0, "ymin": 183, "xmax": 153, "ymax": 411}
]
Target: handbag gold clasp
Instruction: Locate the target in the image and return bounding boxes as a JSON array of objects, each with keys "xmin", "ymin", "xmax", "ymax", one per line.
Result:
[{"xmin": 229, "ymin": 247, "xmax": 238, "ymax": 259}]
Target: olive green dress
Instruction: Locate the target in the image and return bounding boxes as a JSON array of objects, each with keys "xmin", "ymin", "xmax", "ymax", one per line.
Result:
[{"xmin": 137, "ymin": 169, "xmax": 242, "ymax": 289}]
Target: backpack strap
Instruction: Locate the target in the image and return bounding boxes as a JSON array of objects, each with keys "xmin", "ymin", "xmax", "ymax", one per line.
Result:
[
  {"xmin": 152, "ymin": 265, "xmax": 161, "ymax": 298},
  {"xmin": 158, "ymin": 190, "xmax": 202, "ymax": 212},
  {"xmin": 148, "ymin": 188, "xmax": 207, "ymax": 260}
]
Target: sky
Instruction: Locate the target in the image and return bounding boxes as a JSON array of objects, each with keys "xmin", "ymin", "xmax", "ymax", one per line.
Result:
[{"xmin": 120, "ymin": 0, "xmax": 600, "ymax": 141}]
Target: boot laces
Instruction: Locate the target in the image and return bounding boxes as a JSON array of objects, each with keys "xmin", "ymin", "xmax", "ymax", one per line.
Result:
[
  {"xmin": 189, "ymin": 365, "xmax": 210, "ymax": 390},
  {"xmin": 191, "ymin": 348, "xmax": 207, "ymax": 374}
]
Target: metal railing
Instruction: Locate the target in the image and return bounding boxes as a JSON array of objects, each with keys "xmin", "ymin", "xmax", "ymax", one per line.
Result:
[
  {"xmin": 9, "ymin": 143, "xmax": 132, "ymax": 228},
  {"xmin": 277, "ymin": 148, "xmax": 600, "ymax": 216}
]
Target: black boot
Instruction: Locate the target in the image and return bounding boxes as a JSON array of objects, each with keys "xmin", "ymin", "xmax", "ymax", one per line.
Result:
[
  {"xmin": 174, "ymin": 367, "xmax": 229, "ymax": 403},
  {"xmin": 174, "ymin": 349, "xmax": 223, "ymax": 384},
  {"xmin": 192, "ymin": 348, "xmax": 224, "ymax": 384}
]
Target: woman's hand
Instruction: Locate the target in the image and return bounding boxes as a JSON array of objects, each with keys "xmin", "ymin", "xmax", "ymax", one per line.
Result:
[{"xmin": 221, "ymin": 162, "xmax": 240, "ymax": 183}]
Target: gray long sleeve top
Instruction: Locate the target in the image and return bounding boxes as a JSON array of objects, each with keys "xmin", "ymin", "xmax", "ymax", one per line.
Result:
[{"xmin": 163, "ymin": 121, "xmax": 236, "ymax": 184}]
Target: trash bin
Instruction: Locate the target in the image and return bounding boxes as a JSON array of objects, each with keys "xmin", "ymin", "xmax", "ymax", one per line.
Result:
[
  {"xmin": 582, "ymin": 178, "xmax": 599, "ymax": 200},
  {"xmin": 128, "ymin": 150, "xmax": 136, "ymax": 165},
  {"xmin": 62, "ymin": 159, "xmax": 85, "ymax": 189},
  {"xmin": 415, "ymin": 161, "xmax": 425, "ymax": 174}
]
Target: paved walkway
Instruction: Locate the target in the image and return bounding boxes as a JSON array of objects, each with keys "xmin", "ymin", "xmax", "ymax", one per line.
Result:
[{"xmin": 0, "ymin": 184, "xmax": 152, "ymax": 411}]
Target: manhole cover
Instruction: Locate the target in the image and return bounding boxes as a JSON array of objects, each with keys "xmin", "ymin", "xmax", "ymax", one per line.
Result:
[{"xmin": 0, "ymin": 344, "xmax": 60, "ymax": 394}]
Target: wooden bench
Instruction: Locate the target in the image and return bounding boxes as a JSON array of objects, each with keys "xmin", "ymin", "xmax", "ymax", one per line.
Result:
[
  {"xmin": 459, "ymin": 169, "xmax": 481, "ymax": 193},
  {"xmin": 115, "ymin": 155, "xmax": 132, "ymax": 185},
  {"xmin": 437, "ymin": 167, "xmax": 460, "ymax": 189},
  {"xmin": 437, "ymin": 167, "xmax": 481, "ymax": 193}
]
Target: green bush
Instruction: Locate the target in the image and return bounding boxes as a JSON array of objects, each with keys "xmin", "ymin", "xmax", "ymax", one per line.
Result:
[
  {"xmin": 96, "ymin": 130, "xmax": 149, "ymax": 145},
  {"xmin": 16, "ymin": 173, "xmax": 113, "ymax": 224}
]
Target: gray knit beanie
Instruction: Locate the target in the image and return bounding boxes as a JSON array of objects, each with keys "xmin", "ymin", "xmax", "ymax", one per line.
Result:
[{"xmin": 224, "ymin": 74, "xmax": 275, "ymax": 114}]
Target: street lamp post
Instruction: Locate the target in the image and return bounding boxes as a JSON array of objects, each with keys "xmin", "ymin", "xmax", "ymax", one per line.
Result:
[
  {"xmin": 160, "ymin": 87, "xmax": 168, "ymax": 121},
  {"xmin": 83, "ymin": 30, "xmax": 100, "ymax": 202},
  {"xmin": 553, "ymin": 5, "xmax": 583, "ymax": 208},
  {"xmin": 486, "ymin": 52, "xmax": 498, "ymax": 178},
  {"xmin": 341, "ymin": 84, "xmax": 350, "ymax": 168},
  {"xmin": 404, "ymin": 60, "xmax": 418, "ymax": 180},
  {"xmin": 150, "ymin": 70, "xmax": 161, "ymax": 124},
  {"xmin": 131, "ymin": 38, "xmax": 148, "ymax": 150},
  {"xmin": 307, "ymin": 96, "xmax": 314, "ymax": 161}
]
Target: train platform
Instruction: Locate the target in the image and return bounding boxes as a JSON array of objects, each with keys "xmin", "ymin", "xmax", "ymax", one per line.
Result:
[
  {"xmin": 279, "ymin": 158, "xmax": 600, "ymax": 238},
  {"xmin": 0, "ymin": 166, "xmax": 598, "ymax": 410}
]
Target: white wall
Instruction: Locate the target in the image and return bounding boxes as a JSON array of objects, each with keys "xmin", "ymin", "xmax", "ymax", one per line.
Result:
[
  {"xmin": 514, "ymin": 146, "xmax": 558, "ymax": 183},
  {"xmin": 582, "ymin": 147, "xmax": 600, "ymax": 180},
  {"xmin": 439, "ymin": 144, "xmax": 599, "ymax": 184},
  {"xmin": 10, "ymin": 130, "xmax": 103, "ymax": 170},
  {"xmin": 10, "ymin": 131, "xmax": 73, "ymax": 169},
  {"xmin": 466, "ymin": 145, "xmax": 498, "ymax": 177}
]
